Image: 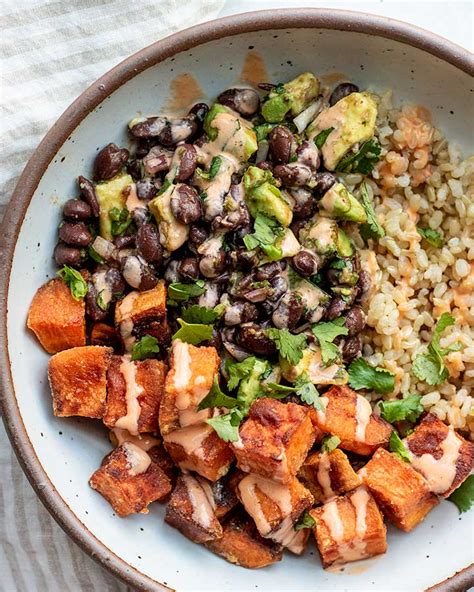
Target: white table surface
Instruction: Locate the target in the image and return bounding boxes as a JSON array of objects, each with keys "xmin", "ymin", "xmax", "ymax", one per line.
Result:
[{"xmin": 0, "ymin": 1, "xmax": 472, "ymax": 591}]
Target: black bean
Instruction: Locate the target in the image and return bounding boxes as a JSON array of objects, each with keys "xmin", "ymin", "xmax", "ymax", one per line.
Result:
[
  {"xmin": 77, "ymin": 176, "xmax": 99, "ymax": 217},
  {"xmin": 203, "ymin": 328, "xmax": 223, "ymax": 350},
  {"xmin": 325, "ymin": 296, "xmax": 350, "ymax": 320},
  {"xmin": 230, "ymin": 247, "xmax": 258, "ymax": 271},
  {"xmin": 224, "ymin": 301, "xmax": 258, "ymax": 326},
  {"xmin": 139, "ymin": 266, "xmax": 159, "ymax": 291},
  {"xmin": 357, "ymin": 270, "xmax": 372, "ymax": 304},
  {"xmin": 313, "ymin": 172, "xmax": 336, "ymax": 197},
  {"xmin": 63, "ymin": 199, "xmax": 92, "ymax": 221},
  {"xmin": 342, "ymin": 335, "xmax": 362, "ymax": 363},
  {"xmin": 177, "ymin": 257, "xmax": 200, "ymax": 281},
  {"xmin": 291, "ymin": 250, "xmax": 320, "ymax": 276},
  {"xmin": 136, "ymin": 138, "xmax": 156, "ymax": 158},
  {"xmin": 344, "ymin": 306, "xmax": 367, "ymax": 336},
  {"xmin": 114, "ymin": 234, "xmax": 135, "ymax": 249},
  {"xmin": 237, "ymin": 324, "xmax": 277, "ymax": 356},
  {"xmin": 105, "ymin": 267, "xmax": 126, "ymax": 297},
  {"xmin": 256, "ymin": 160, "xmax": 273, "ymax": 172},
  {"xmin": 127, "ymin": 159, "xmax": 143, "ymax": 181},
  {"xmin": 59, "ymin": 221, "xmax": 92, "ymax": 247},
  {"xmin": 273, "ymin": 163, "xmax": 312, "ymax": 187},
  {"xmin": 175, "ymin": 144, "xmax": 197, "ymax": 182},
  {"xmin": 188, "ymin": 225, "xmax": 209, "ymax": 251},
  {"xmin": 296, "ymin": 140, "xmax": 319, "ymax": 171},
  {"xmin": 268, "ymin": 126, "xmax": 294, "ymax": 164},
  {"xmin": 164, "ymin": 260, "xmax": 181, "ymax": 283},
  {"xmin": 188, "ymin": 103, "xmax": 209, "ymax": 125},
  {"xmin": 53, "ymin": 243, "xmax": 83, "ymax": 267},
  {"xmin": 289, "ymin": 188, "xmax": 315, "ymax": 220},
  {"xmin": 329, "ymin": 82, "xmax": 359, "ymax": 106},
  {"xmin": 199, "ymin": 251, "xmax": 226, "ymax": 279},
  {"xmin": 143, "ymin": 146, "xmax": 171, "ymax": 175},
  {"xmin": 132, "ymin": 207, "xmax": 149, "ymax": 228},
  {"xmin": 272, "ymin": 293, "xmax": 304, "ymax": 329},
  {"xmin": 255, "ymin": 261, "xmax": 282, "ymax": 281},
  {"xmin": 159, "ymin": 118, "xmax": 197, "ymax": 147},
  {"xmin": 258, "ymin": 82, "xmax": 276, "ymax": 91},
  {"xmin": 136, "ymin": 223, "xmax": 162, "ymax": 264},
  {"xmin": 171, "ymin": 185, "xmax": 202, "ymax": 224},
  {"xmin": 85, "ymin": 284, "xmax": 108, "ymax": 322},
  {"xmin": 129, "ymin": 116, "xmax": 168, "ymax": 138},
  {"xmin": 217, "ymin": 88, "xmax": 260, "ymax": 117},
  {"xmin": 94, "ymin": 143, "xmax": 129, "ymax": 182},
  {"xmin": 290, "ymin": 219, "xmax": 306, "ymax": 239},
  {"xmin": 136, "ymin": 179, "xmax": 157, "ymax": 201}
]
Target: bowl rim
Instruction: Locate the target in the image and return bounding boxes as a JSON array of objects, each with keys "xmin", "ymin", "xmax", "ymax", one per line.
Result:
[{"xmin": 1, "ymin": 7, "xmax": 473, "ymax": 592}]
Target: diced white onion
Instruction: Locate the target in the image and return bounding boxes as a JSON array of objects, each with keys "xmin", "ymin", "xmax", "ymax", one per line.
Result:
[
  {"xmin": 92, "ymin": 236, "xmax": 115, "ymax": 260},
  {"xmin": 294, "ymin": 98, "xmax": 323, "ymax": 133},
  {"xmin": 255, "ymin": 139, "xmax": 269, "ymax": 163}
]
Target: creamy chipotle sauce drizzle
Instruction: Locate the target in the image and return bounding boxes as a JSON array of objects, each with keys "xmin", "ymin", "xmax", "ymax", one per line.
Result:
[
  {"xmin": 115, "ymin": 356, "xmax": 144, "ymax": 435},
  {"xmin": 122, "ymin": 442, "xmax": 151, "ymax": 476}
]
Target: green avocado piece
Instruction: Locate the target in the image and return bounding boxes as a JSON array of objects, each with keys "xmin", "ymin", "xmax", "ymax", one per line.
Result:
[
  {"xmin": 307, "ymin": 92, "xmax": 377, "ymax": 170},
  {"xmin": 319, "ymin": 183, "xmax": 367, "ymax": 223},
  {"xmin": 243, "ymin": 166, "xmax": 293, "ymax": 227},
  {"xmin": 261, "ymin": 72, "xmax": 319, "ymax": 123},
  {"xmin": 336, "ymin": 227, "xmax": 354, "ymax": 258},
  {"xmin": 95, "ymin": 173, "xmax": 133, "ymax": 240},
  {"xmin": 299, "ymin": 217, "xmax": 339, "ymax": 256},
  {"xmin": 203, "ymin": 103, "xmax": 229, "ymax": 140}
]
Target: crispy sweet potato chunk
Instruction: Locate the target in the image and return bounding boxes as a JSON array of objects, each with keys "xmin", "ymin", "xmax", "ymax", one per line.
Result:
[
  {"xmin": 90, "ymin": 322, "xmax": 120, "ymax": 348},
  {"xmin": 89, "ymin": 443, "xmax": 171, "ymax": 516},
  {"xmin": 311, "ymin": 486, "xmax": 387, "ymax": 567},
  {"xmin": 205, "ymin": 512, "xmax": 283, "ymax": 568},
  {"xmin": 315, "ymin": 385, "xmax": 392, "ymax": 455},
  {"xmin": 299, "ymin": 449, "xmax": 361, "ymax": 504},
  {"xmin": 236, "ymin": 474, "xmax": 313, "ymax": 553},
  {"xmin": 104, "ymin": 356, "xmax": 166, "ymax": 433},
  {"xmin": 405, "ymin": 413, "xmax": 474, "ymax": 498},
  {"xmin": 165, "ymin": 473, "xmax": 223, "ymax": 543},
  {"xmin": 361, "ymin": 448, "xmax": 438, "ymax": 532},
  {"xmin": 232, "ymin": 398, "xmax": 317, "ymax": 484},
  {"xmin": 27, "ymin": 278, "xmax": 86, "ymax": 353},
  {"xmin": 48, "ymin": 346, "xmax": 112, "ymax": 418}
]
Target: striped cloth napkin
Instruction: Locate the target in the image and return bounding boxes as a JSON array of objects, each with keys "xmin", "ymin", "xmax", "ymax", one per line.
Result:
[{"xmin": 0, "ymin": 2, "xmax": 223, "ymax": 591}]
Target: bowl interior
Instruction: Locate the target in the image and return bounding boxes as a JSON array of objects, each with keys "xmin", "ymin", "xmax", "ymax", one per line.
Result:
[{"xmin": 6, "ymin": 25, "xmax": 473, "ymax": 591}]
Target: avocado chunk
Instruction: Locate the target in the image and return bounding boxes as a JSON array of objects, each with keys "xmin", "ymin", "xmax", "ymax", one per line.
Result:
[
  {"xmin": 319, "ymin": 183, "xmax": 367, "ymax": 223},
  {"xmin": 280, "ymin": 347, "xmax": 348, "ymax": 385},
  {"xmin": 336, "ymin": 228, "xmax": 354, "ymax": 258},
  {"xmin": 299, "ymin": 216, "xmax": 339, "ymax": 256},
  {"xmin": 95, "ymin": 173, "xmax": 133, "ymax": 240},
  {"xmin": 288, "ymin": 268, "xmax": 330, "ymax": 322},
  {"xmin": 307, "ymin": 92, "xmax": 377, "ymax": 170},
  {"xmin": 243, "ymin": 166, "xmax": 293, "ymax": 227},
  {"xmin": 148, "ymin": 183, "xmax": 189, "ymax": 252},
  {"xmin": 261, "ymin": 72, "xmax": 320, "ymax": 123},
  {"xmin": 202, "ymin": 104, "xmax": 257, "ymax": 164}
]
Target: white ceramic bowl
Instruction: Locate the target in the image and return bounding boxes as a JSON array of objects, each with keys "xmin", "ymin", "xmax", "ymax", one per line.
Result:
[{"xmin": 1, "ymin": 9, "xmax": 473, "ymax": 591}]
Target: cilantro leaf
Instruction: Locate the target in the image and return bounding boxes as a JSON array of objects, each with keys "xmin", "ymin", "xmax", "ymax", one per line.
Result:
[
  {"xmin": 336, "ymin": 138, "xmax": 381, "ymax": 174},
  {"xmin": 348, "ymin": 358, "xmax": 395, "ymax": 394},
  {"xmin": 417, "ymin": 226, "xmax": 443, "ymax": 248},
  {"xmin": 295, "ymin": 510, "xmax": 316, "ymax": 531},
  {"xmin": 267, "ymin": 328, "xmax": 307, "ymax": 365},
  {"xmin": 227, "ymin": 357, "xmax": 259, "ymax": 391},
  {"xmin": 379, "ymin": 394, "xmax": 423, "ymax": 424},
  {"xmin": 321, "ymin": 435, "xmax": 341, "ymax": 453},
  {"xmin": 448, "ymin": 475, "xmax": 474, "ymax": 514},
  {"xmin": 197, "ymin": 376, "xmax": 238, "ymax": 411},
  {"xmin": 254, "ymin": 123, "xmax": 277, "ymax": 143},
  {"xmin": 172, "ymin": 318, "xmax": 213, "ymax": 345},
  {"xmin": 312, "ymin": 318, "xmax": 348, "ymax": 366},
  {"xmin": 314, "ymin": 127, "xmax": 334, "ymax": 149},
  {"xmin": 412, "ymin": 313, "xmax": 463, "ymax": 386},
  {"xmin": 168, "ymin": 280, "xmax": 206, "ymax": 302},
  {"xmin": 359, "ymin": 183, "xmax": 385, "ymax": 240},
  {"xmin": 181, "ymin": 305, "xmax": 220, "ymax": 325},
  {"xmin": 388, "ymin": 431, "xmax": 410, "ymax": 462},
  {"xmin": 109, "ymin": 207, "xmax": 132, "ymax": 236},
  {"xmin": 196, "ymin": 156, "xmax": 223, "ymax": 180},
  {"xmin": 131, "ymin": 335, "xmax": 160, "ymax": 361},
  {"xmin": 294, "ymin": 373, "xmax": 323, "ymax": 411},
  {"xmin": 243, "ymin": 213, "xmax": 284, "ymax": 260},
  {"xmin": 57, "ymin": 265, "xmax": 88, "ymax": 300},
  {"xmin": 156, "ymin": 178, "xmax": 172, "ymax": 196},
  {"xmin": 206, "ymin": 412, "xmax": 241, "ymax": 442}
]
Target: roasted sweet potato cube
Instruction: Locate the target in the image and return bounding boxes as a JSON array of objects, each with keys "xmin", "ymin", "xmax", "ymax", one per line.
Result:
[
  {"xmin": 205, "ymin": 512, "xmax": 283, "ymax": 568},
  {"xmin": 299, "ymin": 449, "xmax": 361, "ymax": 504},
  {"xmin": 361, "ymin": 448, "xmax": 438, "ymax": 532},
  {"xmin": 104, "ymin": 356, "xmax": 166, "ymax": 434},
  {"xmin": 89, "ymin": 443, "xmax": 172, "ymax": 516},
  {"xmin": 236, "ymin": 474, "xmax": 313, "ymax": 552},
  {"xmin": 27, "ymin": 278, "xmax": 86, "ymax": 353},
  {"xmin": 115, "ymin": 282, "xmax": 167, "ymax": 351},
  {"xmin": 315, "ymin": 385, "xmax": 392, "ymax": 455},
  {"xmin": 48, "ymin": 346, "xmax": 112, "ymax": 418},
  {"xmin": 232, "ymin": 398, "xmax": 317, "ymax": 483},
  {"xmin": 90, "ymin": 322, "xmax": 120, "ymax": 348},
  {"xmin": 207, "ymin": 472, "xmax": 240, "ymax": 519},
  {"xmin": 311, "ymin": 486, "xmax": 387, "ymax": 567},
  {"xmin": 405, "ymin": 413, "xmax": 474, "ymax": 497},
  {"xmin": 165, "ymin": 473, "xmax": 223, "ymax": 543},
  {"xmin": 159, "ymin": 339, "xmax": 220, "ymax": 435},
  {"xmin": 164, "ymin": 422, "xmax": 233, "ymax": 482}
]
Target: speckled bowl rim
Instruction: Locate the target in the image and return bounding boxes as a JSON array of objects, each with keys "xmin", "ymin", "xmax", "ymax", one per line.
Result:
[{"xmin": 1, "ymin": 8, "xmax": 473, "ymax": 592}]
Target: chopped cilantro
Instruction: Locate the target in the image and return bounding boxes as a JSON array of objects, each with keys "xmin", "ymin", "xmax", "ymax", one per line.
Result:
[
  {"xmin": 412, "ymin": 313, "xmax": 463, "ymax": 386},
  {"xmin": 181, "ymin": 305, "xmax": 220, "ymax": 325},
  {"xmin": 266, "ymin": 328, "xmax": 307, "ymax": 365},
  {"xmin": 227, "ymin": 357, "xmax": 260, "ymax": 391},
  {"xmin": 267, "ymin": 373, "xmax": 323, "ymax": 411},
  {"xmin": 314, "ymin": 127, "xmax": 334, "ymax": 148},
  {"xmin": 168, "ymin": 280, "xmax": 206, "ymax": 303},
  {"xmin": 388, "ymin": 431, "xmax": 410, "ymax": 462},
  {"xmin": 379, "ymin": 394, "xmax": 423, "ymax": 424},
  {"xmin": 348, "ymin": 357, "xmax": 395, "ymax": 394},
  {"xmin": 312, "ymin": 317, "xmax": 348, "ymax": 366},
  {"xmin": 197, "ymin": 376, "xmax": 238, "ymax": 411},
  {"xmin": 254, "ymin": 123, "xmax": 277, "ymax": 143},
  {"xmin": 172, "ymin": 318, "xmax": 213, "ymax": 345},
  {"xmin": 156, "ymin": 178, "xmax": 172, "ymax": 196},
  {"xmin": 206, "ymin": 412, "xmax": 241, "ymax": 442},
  {"xmin": 57, "ymin": 265, "xmax": 88, "ymax": 300},
  {"xmin": 295, "ymin": 510, "xmax": 316, "ymax": 530},
  {"xmin": 131, "ymin": 335, "xmax": 160, "ymax": 361},
  {"xmin": 109, "ymin": 207, "xmax": 132, "ymax": 236},
  {"xmin": 335, "ymin": 138, "xmax": 381, "ymax": 174},
  {"xmin": 243, "ymin": 213, "xmax": 284, "ymax": 260},
  {"xmin": 321, "ymin": 435, "xmax": 341, "ymax": 453},
  {"xmin": 196, "ymin": 156, "xmax": 223, "ymax": 180},
  {"xmin": 359, "ymin": 183, "xmax": 385, "ymax": 240},
  {"xmin": 448, "ymin": 475, "xmax": 474, "ymax": 514},
  {"xmin": 417, "ymin": 226, "xmax": 443, "ymax": 248}
]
